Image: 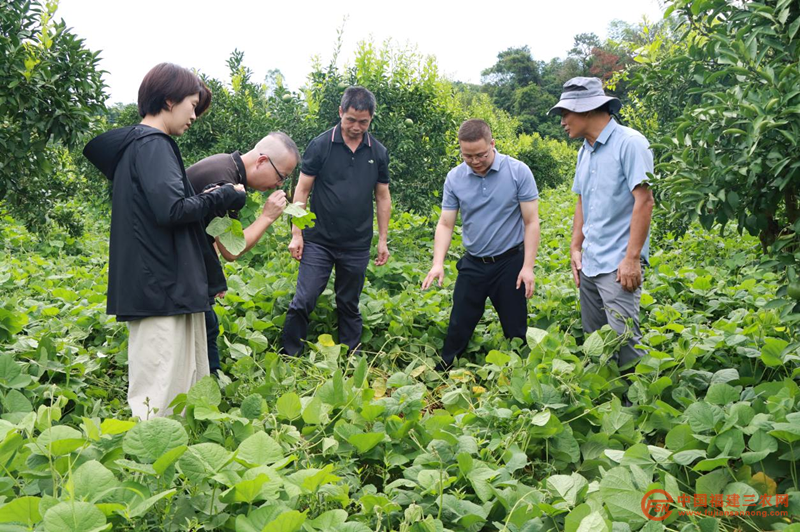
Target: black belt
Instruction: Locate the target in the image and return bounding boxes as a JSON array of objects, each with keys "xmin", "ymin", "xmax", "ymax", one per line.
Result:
[{"xmin": 468, "ymin": 243, "xmax": 523, "ymax": 264}]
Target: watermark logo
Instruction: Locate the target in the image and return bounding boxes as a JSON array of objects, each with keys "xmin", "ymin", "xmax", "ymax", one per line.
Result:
[
  {"xmin": 642, "ymin": 489, "xmax": 674, "ymax": 521},
  {"xmin": 641, "ymin": 489, "xmax": 790, "ymax": 521}
]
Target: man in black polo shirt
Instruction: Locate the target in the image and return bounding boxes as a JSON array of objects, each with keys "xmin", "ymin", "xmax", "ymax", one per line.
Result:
[
  {"xmin": 187, "ymin": 131, "xmax": 300, "ymax": 372},
  {"xmin": 282, "ymin": 86, "xmax": 391, "ymax": 355}
]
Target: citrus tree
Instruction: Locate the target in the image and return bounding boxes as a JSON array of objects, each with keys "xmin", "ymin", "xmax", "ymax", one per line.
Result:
[
  {"xmin": 0, "ymin": 0, "xmax": 106, "ymax": 233},
  {"xmin": 630, "ymin": 0, "xmax": 800, "ymax": 313}
]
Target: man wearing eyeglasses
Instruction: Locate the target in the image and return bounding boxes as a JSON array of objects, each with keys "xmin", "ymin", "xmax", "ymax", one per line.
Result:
[
  {"xmin": 187, "ymin": 131, "xmax": 300, "ymax": 373},
  {"xmin": 282, "ymin": 86, "xmax": 391, "ymax": 356},
  {"xmin": 422, "ymin": 119, "xmax": 540, "ymax": 371}
]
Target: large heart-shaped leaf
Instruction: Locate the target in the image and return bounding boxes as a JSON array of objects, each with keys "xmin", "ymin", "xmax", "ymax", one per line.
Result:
[{"xmin": 122, "ymin": 418, "xmax": 188, "ymax": 463}]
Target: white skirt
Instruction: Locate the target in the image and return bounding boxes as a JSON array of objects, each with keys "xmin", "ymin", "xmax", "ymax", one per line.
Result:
[{"xmin": 126, "ymin": 313, "xmax": 209, "ymax": 419}]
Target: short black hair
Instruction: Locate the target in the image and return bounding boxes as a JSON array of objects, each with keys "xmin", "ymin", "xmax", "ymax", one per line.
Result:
[
  {"xmin": 341, "ymin": 86, "xmax": 376, "ymax": 116},
  {"xmin": 458, "ymin": 119, "xmax": 492, "ymax": 143},
  {"xmin": 137, "ymin": 63, "xmax": 212, "ymax": 118}
]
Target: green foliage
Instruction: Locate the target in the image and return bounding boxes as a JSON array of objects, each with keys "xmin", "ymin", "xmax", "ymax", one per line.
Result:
[
  {"xmin": 0, "ymin": 0, "xmax": 106, "ymax": 233},
  {"xmin": 304, "ymin": 39, "xmax": 462, "ymax": 213},
  {"xmin": 514, "ymin": 133, "xmax": 576, "ymax": 189},
  {"xmin": 1, "ymin": 187, "xmax": 798, "ymax": 530},
  {"xmin": 630, "ymin": 0, "xmax": 800, "ymax": 320},
  {"xmin": 207, "ymin": 216, "xmax": 247, "ymax": 256}
]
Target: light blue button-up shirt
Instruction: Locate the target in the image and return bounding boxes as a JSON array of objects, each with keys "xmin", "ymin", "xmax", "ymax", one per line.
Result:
[
  {"xmin": 443, "ymin": 151, "xmax": 538, "ymax": 257},
  {"xmin": 572, "ymin": 119, "xmax": 653, "ymax": 277}
]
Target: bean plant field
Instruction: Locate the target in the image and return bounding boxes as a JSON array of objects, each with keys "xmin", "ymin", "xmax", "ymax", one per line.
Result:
[{"xmin": 0, "ymin": 187, "xmax": 798, "ymax": 532}]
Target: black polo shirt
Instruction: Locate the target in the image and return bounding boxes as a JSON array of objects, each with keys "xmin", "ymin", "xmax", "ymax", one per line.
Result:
[
  {"xmin": 302, "ymin": 124, "xmax": 389, "ymax": 250},
  {"xmin": 186, "ymin": 151, "xmax": 247, "ymax": 218}
]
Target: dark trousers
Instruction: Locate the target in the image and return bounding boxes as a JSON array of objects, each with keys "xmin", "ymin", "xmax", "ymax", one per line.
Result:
[
  {"xmin": 440, "ymin": 249, "xmax": 528, "ymax": 366},
  {"xmin": 282, "ymin": 241, "xmax": 370, "ymax": 355},
  {"xmin": 205, "ymin": 307, "xmax": 221, "ymax": 373}
]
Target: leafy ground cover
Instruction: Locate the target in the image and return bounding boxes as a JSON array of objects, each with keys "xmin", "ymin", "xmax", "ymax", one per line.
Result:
[{"xmin": 0, "ymin": 188, "xmax": 798, "ymax": 531}]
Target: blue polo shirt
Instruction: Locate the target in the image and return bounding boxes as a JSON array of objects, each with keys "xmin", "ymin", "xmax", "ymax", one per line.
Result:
[
  {"xmin": 442, "ymin": 151, "xmax": 538, "ymax": 257},
  {"xmin": 572, "ymin": 119, "xmax": 653, "ymax": 277}
]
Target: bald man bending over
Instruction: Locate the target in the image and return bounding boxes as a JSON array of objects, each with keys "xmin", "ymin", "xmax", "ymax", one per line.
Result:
[{"xmin": 187, "ymin": 132, "xmax": 300, "ymax": 372}]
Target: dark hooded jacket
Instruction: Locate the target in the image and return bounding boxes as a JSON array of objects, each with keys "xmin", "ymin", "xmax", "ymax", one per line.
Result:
[{"xmin": 83, "ymin": 125, "xmax": 246, "ymax": 320}]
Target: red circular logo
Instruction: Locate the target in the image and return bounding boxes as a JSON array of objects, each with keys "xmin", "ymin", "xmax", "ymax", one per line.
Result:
[{"xmin": 642, "ymin": 489, "xmax": 674, "ymax": 521}]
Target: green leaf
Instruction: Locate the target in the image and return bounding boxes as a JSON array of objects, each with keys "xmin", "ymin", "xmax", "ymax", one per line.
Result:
[
  {"xmin": 99, "ymin": 419, "xmax": 136, "ymax": 436},
  {"xmin": 565, "ymin": 504, "xmax": 592, "ymax": 532},
  {"xmin": 127, "ymin": 489, "xmax": 177, "ymax": 518},
  {"xmin": 547, "ymin": 473, "xmax": 588, "ymax": 506},
  {"xmin": 284, "ymin": 203, "xmax": 317, "ymax": 229},
  {"xmin": 306, "ymin": 510, "xmax": 348, "ymax": 530},
  {"xmin": 187, "ymin": 375, "xmax": 221, "ymax": 407},
  {"xmin": 3, "ymin": 390, "xmax": 32, "ymax": 412},
  {"xmin": 220, "ymin": 473, "xmax": 270, "ymax": 504},
  {"xmin": 236, "ymin": 431, "xmax": 284, "ymax": 466},
  {"xmin": 152, "ymin": 445, "xmax": 188, "ymax": 475},
  {"xmin": 693, "ymin": 456, "xmax": 731, "ymax": 472},
  {"xmin": 583, "ymin": 331, "xmax": 604, "ymax": 357},
  {"xmin": 348, "ymin": 432, "xmax": 385, "ymax": 453},
  {"xmin": 748, "ymin": 430, "xmax": 778, "ymax": 454},
  {"xmin": 722, "ymin": 482, "xmax": 759, "ymax": 511},
  {"xmin": 241, "ymin": 394, "xmax": 263, "ymax": 420},
  {"xmin": 301, "ymin": 464, "xmax": 340, "ymax": 492},
  {"xmin": 283, "ymin": 202, "xmax": 309, "ymax": 217},
  {"xmin": 695, "ymin": 469, "xmax": 730, "ymax": 498},
  {"xmin": 598, "ymin": 467, "xmax": 647, "ymax": 529},
  {"xmin": 705, "ymin": 383, "xmax": 738, "ymax": 405},
  {"xmin": 665, "ymin": 425, "xmax": 698, "ymax": 451},
  {"xmin": 219, "ymin": 224, "xmax": 246, "ymax": 255},
  {"xmin": 177, "ymin": 443, "xmax": 232, "ymax": 483},
  {"xmin": 123, "ymin": 417, "xmax": 188, "ymax": 463},
  {"xmin": 318, "ymin": 370, "xmax": 347, "ymax": 406},
  {"xmin": 276, "ymin": 392, "xmax": 302, "ymax": 420},
  {"xmin": 770, "ymin": 421, "xmax": 800, "ymax": 443},
  {"xmin": 440, "ymin": 494, "xmax": 487, "ymax": 527},
  {"xmin": 486, "ymin": 350, "xmax": 511, "ymax": 366},
  {"xmin": 672, "ymin": 449, "xmax": 706, "ymax": 466},
  {"xmin": 262, "ymin": 509, "xmax": 306, "ymax": 532},
  {"xmin": 206, "ymin": 216, "xmax": 232, "ymax": 237},
  {"xmin": 70, "ymin": 460, "xmax": 117, "ymax": 503},
  {"xmin": 42, "ymin": 501, "xmax": 107, "ymax": 532},
  {"xmin": 685, "ymin": 402, "xmax": 720, "ymax": 433},
  {"xmin": 0, "ymin": 496, "xmax": 42, "ymax": 525},
  {"xmin": 302, "ymin": 397, "xmax": 323, "ymax": 424},
  {"xmin": 36, "ymin": 426, "xmax": 85, "ymax": 456},
  {"xmin": 761, "ymin": 337, "xmax": 787, "ymax": 367},
  {"xmin": 714, "ymin": 429, "xmax": 744, "ymax": 457},
  {"xmin": 352, "ymin": 357, "xmax": 368, "ymax": 388},
  {"xmin": 577, "ymin": 512, "xmax": 609, "ymax": 532}
]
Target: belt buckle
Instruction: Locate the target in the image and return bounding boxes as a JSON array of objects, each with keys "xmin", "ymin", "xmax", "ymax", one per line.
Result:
[{"xmin": 481, "ymin": 255, "xmax": 495, "ymax": 264}]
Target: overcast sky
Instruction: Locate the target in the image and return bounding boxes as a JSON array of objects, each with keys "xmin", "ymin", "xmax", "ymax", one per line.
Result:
[{"xmin": 57, "ymin": 0, "xmax": 665, "ymax": 104}]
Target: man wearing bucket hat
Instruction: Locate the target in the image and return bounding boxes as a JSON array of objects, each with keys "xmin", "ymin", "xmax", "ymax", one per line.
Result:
[{"xmin": 549, "ymin": 77, "xmax": 654, "ymax": 372}]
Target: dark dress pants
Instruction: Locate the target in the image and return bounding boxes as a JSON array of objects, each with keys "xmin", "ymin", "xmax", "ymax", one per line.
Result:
[
  {"xmin": 205, "ymin": 307, "xmax": 221, "ymax": 374},
  {"xmin": 282, "ymin": 241, "xmax": 371, "ymax": 355},
  {"xmin": 440, "ymin": 250, "xmax": 528, "ymax": 366}
]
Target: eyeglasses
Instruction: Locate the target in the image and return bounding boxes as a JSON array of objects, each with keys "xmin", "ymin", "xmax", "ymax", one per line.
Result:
[
  {"xmin": 461, "ymin": 150, "xmax": 491, "ymax": 162},
  {"xmin": 260, "ymin": 153, "xmax": 288, "ymax": 183}
]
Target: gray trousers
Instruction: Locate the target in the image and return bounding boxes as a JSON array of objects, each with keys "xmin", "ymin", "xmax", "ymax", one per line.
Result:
[{"xmin": 579, "ymin": 269, "xmax": 644, "ymax": 369}]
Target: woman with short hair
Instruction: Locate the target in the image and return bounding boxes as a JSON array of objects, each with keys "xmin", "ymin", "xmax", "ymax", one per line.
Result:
[{"xmin": 84, "ymin": 63, "xmax": 246, "ymax": 419}]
